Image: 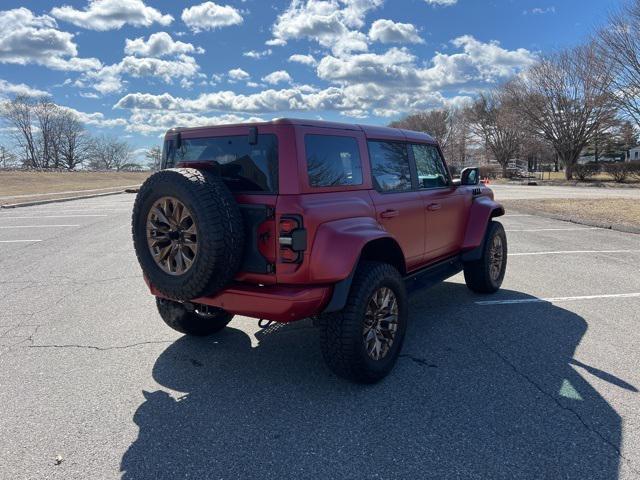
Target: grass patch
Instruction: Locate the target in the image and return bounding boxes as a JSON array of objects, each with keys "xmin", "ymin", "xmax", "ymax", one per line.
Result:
[
  {"xmin": 502, "ymin": 198, "xmax": 640, "ymax": 232},
  {"xmin": 0, "ymin": 171, "xmax": 150, "ymax": 205}
]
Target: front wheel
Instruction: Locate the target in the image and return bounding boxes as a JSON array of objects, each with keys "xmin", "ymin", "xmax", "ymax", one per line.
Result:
[
  {"xmin": 319, "ymin": 262, "xmax": 408, "ymax": 384},
  {"xmin": 463, "ymin": 220, "xmax": 507, "ymax": 293},
  {"xmin": 156, "ymin": 298, "xmax": 233, "ymax": 336}
]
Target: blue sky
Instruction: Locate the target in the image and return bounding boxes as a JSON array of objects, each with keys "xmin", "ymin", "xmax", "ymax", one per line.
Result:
[{"xmin": 0, "ymin": 0, "xmax": 624, "ymax": 156}]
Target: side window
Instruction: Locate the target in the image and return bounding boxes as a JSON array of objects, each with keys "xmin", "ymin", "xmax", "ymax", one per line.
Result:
[
  {"xmin": 305, "ymin": 135, "xmax": 363, "ymax": 187},
  {"xmin": 368, "ymin": 141, "xmax": 412, "ymax": 193},
  {"xmin": 412, "ymin": 144, "xmax": 450, "ymax": 189}
]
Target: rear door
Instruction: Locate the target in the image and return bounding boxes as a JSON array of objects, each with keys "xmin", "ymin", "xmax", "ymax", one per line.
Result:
[
  {"xmin": 367, "ymin": 140, "xmax": 425, "ymax": 271},
  {"xmin": 411, "ymin": 143, "xmax": 468, "ymax": 261}
]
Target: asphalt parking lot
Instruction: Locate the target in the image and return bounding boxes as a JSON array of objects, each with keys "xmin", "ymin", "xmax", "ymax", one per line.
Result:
[{"xmin": 0, "ymin": 189, "xmax": 639, "ymax": 479}]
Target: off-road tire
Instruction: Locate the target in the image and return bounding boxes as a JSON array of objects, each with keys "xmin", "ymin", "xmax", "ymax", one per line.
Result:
[
  {"xmin": 319, "ymin": 261, "xmax": 408, "ymax": 384},
  {"xmin": 132, "ymin": 168, "xmax": 245, "ymax": 301},
  {"xmin": 463, "ymin": 220, "xmax": 507, "ymax": 294},
  {"xmin": 156, "ymin": 298, "xmax": 233, "ymax": 336}
]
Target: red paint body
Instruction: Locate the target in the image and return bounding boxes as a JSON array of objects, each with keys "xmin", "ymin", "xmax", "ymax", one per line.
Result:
[{"xmin": 149, "ymin": 119, "xmax": 504, "ymax": 322}]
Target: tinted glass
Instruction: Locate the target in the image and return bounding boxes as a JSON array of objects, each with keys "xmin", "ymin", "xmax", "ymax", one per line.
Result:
[
  {"xmin": 368, "ymin": 141, "xmax": 412, "ymax": 192},
  {"xmin": 412, "ymin": 144, "xmax": 449, "ymax": 188},
  {"xmin": 305, "ymin": 135, "xmax": 363, "ymax": 187},
  {"xmin": 173, "ymin": 134, "xmax": 278, "ymax": 193}
]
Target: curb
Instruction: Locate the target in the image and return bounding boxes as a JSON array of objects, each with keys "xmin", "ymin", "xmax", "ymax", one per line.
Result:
[
  {"xmin": 0, "ymin": 189, "xmax": 136, "ymax": 209},
  {"xmin": 507, "ymin": 208, "xmax": 640, "ymax": 235}
]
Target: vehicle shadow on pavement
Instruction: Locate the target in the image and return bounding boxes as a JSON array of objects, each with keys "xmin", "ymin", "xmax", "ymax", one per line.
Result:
[{"xmin": 121, "ymin": 283, "xmax": 635, "ymax": 480}]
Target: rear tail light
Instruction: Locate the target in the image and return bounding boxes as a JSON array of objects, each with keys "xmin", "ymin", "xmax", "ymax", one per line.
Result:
[{"xmin": 278, "ymin": 215, "xmax": 307, "ymax": 263}]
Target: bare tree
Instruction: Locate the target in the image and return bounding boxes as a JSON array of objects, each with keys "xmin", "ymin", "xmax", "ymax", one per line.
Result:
[
  {"xmin": 57, "ymin": 110, "xmax": 93, "ymax": 170},
  {"xmin": 0, "ymin": 145, "xmax": 18, "ymax": 169},
  {"xmin": 444, "ymin": 108, "xmax": 471, "ymax": 172},
  {"xmin": 145, "ymin": 146, "xmax": 162, "ymax": 171},
  {"xmin": 466, "ymin": 90, "xmax": 522, "ymax": 177},
  {"xmin": 91, "ymin": 135, "xmax": 135, "ymax": 171},
  {"xmin": 507, "ymin": 43, "xmax": 616, "ymax": 179},
  {"xmin": 34, "ymin": 98, "xmax": 60, "ymax": 168},
  {"xmin": 598, "ymin": 0, "xmax": 640, "ymax": 130},
  {"xmin": 1, "ymin": 95, "xmax": 39, "ymax": 167},
  {"xmin": 389, "ymin": 109, "xmax": 453, "ymax": 150}
]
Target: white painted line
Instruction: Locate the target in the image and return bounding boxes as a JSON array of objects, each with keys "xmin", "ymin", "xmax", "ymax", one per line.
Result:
[
  {"xmin": 476, "ymin": 292, "xmax": 640, "ymax": 305},
  {"xmin": 503, "ymin": 214, "xmax": 533, "ymax": 217},
  {"xmin": 505, "ymin": 227, "xmax": 600, "ymax": 232},
  {"xmin": 0, "ymin": 215, "xmax": 108, "ymax": 219},
  {"xmin": 0, "ymin": 239, "xmax": 42, "ymax": 243},
  {"xmin": 0, "ymin": 225, "xmax": 79, "ymax": 229},
  {"xmin": 509, "ymin": 249, "xmax": 640, "ymax": 256}
]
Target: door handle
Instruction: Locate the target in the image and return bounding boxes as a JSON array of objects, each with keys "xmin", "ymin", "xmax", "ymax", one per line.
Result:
[
  {"xmin": 380, "ymin": 209, "xmax": 400, "ymax": 219},
  {"xmin": 426, "ymin": 203, "xmax": 442, "ymax": 211}
]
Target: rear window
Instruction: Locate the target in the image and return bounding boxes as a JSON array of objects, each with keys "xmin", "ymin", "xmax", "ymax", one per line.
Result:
[
  {"xmin": 169, "ymin": 134, "xmax": 278, "ymax": 193},
  {"xmin": 305, "ymin": 135, "xmax": 363, "ymax": 187}
]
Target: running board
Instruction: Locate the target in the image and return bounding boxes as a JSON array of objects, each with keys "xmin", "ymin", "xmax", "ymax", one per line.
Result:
[{"xmin": 404, "ymin": 255, "xmax": 463, "ymax": 294}]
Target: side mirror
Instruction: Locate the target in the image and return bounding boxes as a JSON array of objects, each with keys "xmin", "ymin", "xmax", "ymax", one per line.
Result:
[{"xmin": 460, "ymin": 167, "xmax": 480, "ymax": 186}]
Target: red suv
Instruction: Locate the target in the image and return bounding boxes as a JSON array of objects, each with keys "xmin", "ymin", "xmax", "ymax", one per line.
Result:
[{"xmin": 132, "ymin": 119, "xmax": 507, "ymax": 383}]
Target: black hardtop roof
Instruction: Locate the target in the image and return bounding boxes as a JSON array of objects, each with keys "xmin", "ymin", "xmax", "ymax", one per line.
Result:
[{"xmin": 168, "ymin": 117, "xmax": 437, "ymax": 144}]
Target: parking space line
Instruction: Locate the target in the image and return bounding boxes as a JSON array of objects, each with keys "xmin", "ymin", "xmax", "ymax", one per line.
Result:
[
  {"xmin": 0, "ymin": 215, "xmax": 108, "ymax": 219},
  {"xmin": 0, "ymin": 239, "xmax": 42, "ymax": 243},
  {"xmin": 476, "ymin": 292, "xmax": 640, "ymax": 305},
  {"xmin": 0, "ymin": 225, "xmax": 80, "ymax": 229},
  {"xmin": 503, "ymin": 214, "xmax": 533, "ymax": 217},
  {"xmin": 505, "ymin": 227, "xmax": 600, "ymax": 232},
  {"xmin": 509, "ymin": 249, "xmax": 640, "ymax": 256}
]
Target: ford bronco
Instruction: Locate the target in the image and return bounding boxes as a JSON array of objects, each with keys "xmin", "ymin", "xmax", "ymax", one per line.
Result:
[{"xmin": 131, "ymin": 119, "xmax": 507, "ymax": 383}]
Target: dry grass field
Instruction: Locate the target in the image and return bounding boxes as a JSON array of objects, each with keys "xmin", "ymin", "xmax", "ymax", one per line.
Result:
[
  {"xmin": 503, "ymin": 198, "xmax": 640, "ymax": 231},
  {"xmin": 0, "ymin": 171, "xmax": 150, "ymax": 205}
]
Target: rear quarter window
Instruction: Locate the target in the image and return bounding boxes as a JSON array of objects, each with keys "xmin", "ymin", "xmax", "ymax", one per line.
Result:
[
  {"xmin": 305, "ymin": 135, "xmax": 363, "ymax": 187},
  {"xmin": 175, "ymin": 134, "xmax": 278, "ymax": 193}
]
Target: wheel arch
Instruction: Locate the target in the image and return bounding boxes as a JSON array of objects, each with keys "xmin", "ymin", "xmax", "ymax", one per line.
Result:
[
  {"xmin": 321, "ymin": 234, "xmax": 406, "ymax": 314},
  {"xmin": 309, "ymin": 217, "xmax": 404, "ymax": 284},
  {"xmin": 359, "ymin": 237, "xmax": 406, "ymax": 276},
  {"xmin": 461, "ymin": 196, "xmax": 505, "ymax": 262}
]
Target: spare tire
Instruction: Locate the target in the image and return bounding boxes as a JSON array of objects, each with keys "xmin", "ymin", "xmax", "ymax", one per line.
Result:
[{"xmin": 132, "ymin": 168, "xmax": 245, "ymax": 300}]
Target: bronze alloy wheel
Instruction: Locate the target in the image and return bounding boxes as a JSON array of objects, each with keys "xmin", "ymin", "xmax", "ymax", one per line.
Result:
[
  {"xmin": 363, "ymin": 287, "xmax": 399, "ymax": 361},
  {"xmin": 489, "ymin": 234, "xmax": 504, "ymax": 282},
  {"xmin": 146, "ymin": 196, "xmax": 198, "ymax": 275}
]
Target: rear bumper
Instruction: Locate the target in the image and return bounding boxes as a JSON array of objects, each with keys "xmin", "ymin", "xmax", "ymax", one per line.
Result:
[{"xmin": 148, "ymin": 281, "xmax": 333, "ymax": 323}]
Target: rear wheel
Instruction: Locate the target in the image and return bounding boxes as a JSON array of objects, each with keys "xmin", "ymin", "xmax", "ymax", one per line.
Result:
[
  {"xmin": 463, "ymin": 221, "xmax": 507, "ymax": 293},
  {"xmin": 319, "ymin": 262, "xmax": 408, "ymax": 384},
  {"xmin": 156, "ymin": 298, "xmax": 233, "ymax": 336}
]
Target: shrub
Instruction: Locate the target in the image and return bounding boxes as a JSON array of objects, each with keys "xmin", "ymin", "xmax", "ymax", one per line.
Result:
[
  {"xmin": 628, "ymin": 161, "xmax": 640, "ymax": 181},
  {"xmin": 479, "ymin": 165, "xmax": 501, "ymax": 179},
  {"xmin": 602, "ymin": 162, "xmax": 631, "ymax": 183},
  {"xmin": 573, "ymin": 163, "xmax": 600, "ymax": 181}
]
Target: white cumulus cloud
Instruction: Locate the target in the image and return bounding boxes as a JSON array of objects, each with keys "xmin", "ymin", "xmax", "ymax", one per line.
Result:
[
  {"xmin": 262, "ymin": 70, "xmax": 293, "ymax": 85},
  {"xmin": 181, "ymin": 2, "xmax": 243, "ymax": 33},
  {"xmin": 0, "ymin": 7, "xmax": 101, "ymax": 72},
  {"xmin": 269, "ymin": 0, "xmax": 383, "ymax": 56},
  {"xmin": 228, "ymin": 68, "xmax": 250, "ymax": 81},
  {"xmin": 51, "ymin": 0, "xmax": 173, "ymax": 31},
  {"xmin": 424, "ymin": 0, "xmax": 457, "ymax": 5},
  {"xmin": 0, "ymin": 78, "xmax": 48, "ymax": 98},
  {"xmin": 288, "ymin": 54, "xmax": 318, "ymax": 66},
  {"xmin": 368, "ymin": 19, "xmax": 424, "ymax": 44},
  {"xmin": 125, "ymin": 32, "xmax": 204, "ymax": 58}
]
